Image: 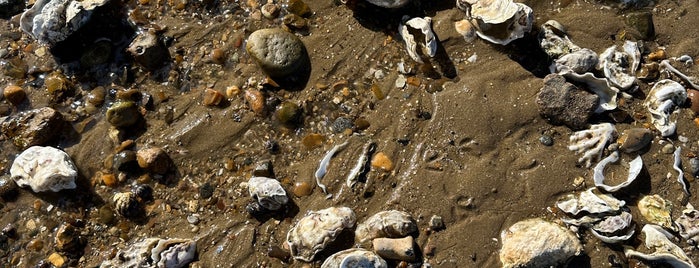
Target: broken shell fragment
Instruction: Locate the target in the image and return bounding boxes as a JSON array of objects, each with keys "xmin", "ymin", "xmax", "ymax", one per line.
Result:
[
  {"xmin": 593, "ymin": 151, "xmax": 643, "ymax": 192},
  {"xmin": 10, "ymin": 146, "xmax": 78, "ymax": 192},
  {"xmin": 398, "ymin": 16, "xmax": 437, "ymax": 64},
  {"xmin": 472, "ymin": 3, "xmax": 533, "ymax": 45},
  {"xmin": 355, "ymin": 210, "xmax": 417, "ymax": 243},
  {"xmin": 499, "ymin": 218, "xmax": 582, "ymax": 268},
  {"xmin": 561, "ymin": 72, "xmax": 619, "ymax": 113},
  {"xmin": 644, "ymin": 79, "xmax": 686, "ymax": 137},
  {"xmin": 673, "ymin": 146, "xmax": 689, "ymax": 196},
  {"xmin": 568, "ymin": 123, "xmax": 617, "ymax": 168},
  {"xmin": 617, "ymin": 128, "xmax": 653, "ymax": 153},
  {"xmin": 625, "ymin": 224, "xmax": 695, "ymax": 268},
  {"xmin": 675, "ymin": 203, "xmax": 699, "ymax": 245},
  {"xmin": 638, "ymin": 195, "xmax": 673, "ymax": 230},
  {"xmin": 551, "ymin": 48, "xmax": 598, "ymax": 74},
  {"xmin": 101, "ymin": 237, "xmax": 196, "ymax": 268},
  {"xmin": 597, "ymin": 41, "xmax": 640, "ymax": 90},
  {"xmin": 20, "ymin": 0, "xmax": 111, "ymax": 46},
  {"xmin": 556, "ymin": 188, "xmax": 625, "ymax": 216},
  {"xmin": 286, "ymin": 207, "xmax": 356, "ymax": 262},
  {"xmin": 539, "ymin": 20, "xmax": 579, "ymax": 59},
  {"xmin": 248, "ymin": 176, "xmax": 288, "ymax": 211},
  {"xmin": 321, "ymin": 248, "xmax": 387, "ymax": 268},
  {"xmin": 589, "ymin": 211, "xmax": 635, "ymax": 244}
]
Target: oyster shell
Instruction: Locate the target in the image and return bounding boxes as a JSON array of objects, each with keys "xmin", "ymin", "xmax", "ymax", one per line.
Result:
[
  {"xmin": 556, "ymin": 188, "xmax": 625, "ymax": 216},
  {"xmin": 597, "ymin": 41, "xmax": 640, "ymax": 90},
  {"xmin": 592, "ymin": 151, "xmax": 643, "ymax": 192},
  {"xmin": 398, "ymin": 16, "xmax": 437, "ymax": 64},
  {"xmin": 101, "ymin": 237, "xmax": 196, "ymax": 268},
  {"xmin": 10, "ymin": 146, "xmax": 78, "ymax": 192},
  {"xmin": 467, "ymin": 0, "xmax": 519, "ymax": 24},
  {"xmin": 355, "ymin": 210, "xmax": 417, "ymax": 243},
  {"xmin": 458, "ymin": 0, "xmax": 533, "ymax": 45},
  {"xmin": 675, "ymin": 203, "xmax": 699, "ymax": 245},
  {"xmin": 638, "ymin": 195, "xmax": 673, "ymax": 230},
  {"xmin": 539, "ymin": 20, "xmax": 579, "ymax": 59},
  {"xmin": 568, "ymin": 123, "xmax": 617, "ymax": 168},
  {"xmin": 625, "ymin": 224, "xmax": 695, "ymax": 268},
  {"xmin": 551, "ymin": 48, "xmax": 598, "ymax": 74},
  {"xmin": 286, "ymin": 207, "xmax": 356, "ymax": 262},
  {"xmin": 248, "ymin": 176, "xmax": 288, "ymax": 211},
  {"xmin": 321, "ymin": 248, "xmax": 387, "ymax": 268},
  {"xmin": 20, "ymin": 0, "xmax": 111, "ymax": 46},
  {"xmin": 561, "ymin": 72, "xmax": 619, "ymax": 113},
  {"xmin": 589, "ymin": 211, "xmax": 635, "ymax": 244},
  {"xmin": 644, "ymin": 79, "xmax": 686, "ymax": 137}
]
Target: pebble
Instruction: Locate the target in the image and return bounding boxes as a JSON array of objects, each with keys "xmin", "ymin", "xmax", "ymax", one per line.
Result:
[
  {"xmin": 106, "ymin": 101, "xmax": 141, "ymax": 128},
  {"xmin": 690, "ymin": 158, "xmax": 699, "ymax": 177},
  {"xmin": 3, "ymin": 85, "xmax": 25, "ymax": 106},
  {"xmin": 618, "ymin": 128, "xmax": 653, "ymax": 153},
  {"xmin": 133, "ymin": 184, "xmax": 153, "ymax": 202},
  {"xmin": 276, "ymin": 101, "xmax": 302, "ymax": 125},
  {"xmin": 293, "ymin": 181, "xmax": 313, "ymax": 197},
  {"xmin": 187, "ymin": 214, "xmax": 200, "ymax": 225},
  {"xmin": 661, "ymin": 143, "xmax": 675, "ymax": 154},
  {"xmin": 332, "ymin": 117, "xmax": 354, "ymax": 133},
  {"xmin": 282, "ymin": 14, "xmax": 307, "ymax": 30},
  {"xmin": 354, "ymin": 118, "xmax": 370, "ymax": 131},
  {"xmin": 203, "ymin": 89, "xmax": 224, "ymax": 106},
  {"xmin": 0, "ymin": 107, "xmax": 64, "ymax": 149},
  {"xmin": 47, "ymin": 252, "xmax": 66, "ymax": 267},
  {"xmin": 536, "ymin": 74, "xmax": 597, "ymax": 130},
  {"xmin": 371, "ymin": 152, "xmax": 394, "ymax": 171},
  {"xmin": 0, "ymin": 176, "xmax": 19, "ymax": 201},
  {"xmin": 87, "ymin": 86, "xmax": 107, "ymax": 106},
  {"xmin": 2, "ymin": 224, "xmax": 16, "ymax": 238},
  {"xmin": 539, "ymin": 135, "xmax": 554, "ymax": 146},
  {"xmin": 45, "ymin": 72, "xmax": 69, "ymax": 95},
  {"xmin": 500, "ymin": 218, "xmax": 582, "ymax": 268},
  {"xmin": 10, "ymin": 146, "xmax": 78, "ymax": 192},
  {"xmin": 372, "ymin": 236, "xmax": 416, "ymax": 261},
  {"xmin": 364, "ymin": 0, "xmax": 411, "ymax": 8},
  {"xmin": 137, "ymin": 147, "xmax": 171, "ymax": 174},
  {"xmin": 113, "ymin": 192, "xmax": 142, "ymax": 218},
  {"xmin": 244, "ymin": 89, "xmax": 265, "ymax": 114},
  {"xmin": 101, "ymin": 172, "xmax": 118, "ymax": 187},
  {"xmin": 113, "ymin": 150, "xmax": 139, "ymax": 172},
  {"xmin": 429, "ymin": 215, "xmax": 444, "ymax": 231},
  {"xmin": 261, "ymin": 3, "xmax": 280, "ymax": 19},
  {"xmin": 285, "ymin": 0, "xmax": 311, "ymax": 17},
  {"xmin": 625, "ymin": 11, "xmax": 655, "ymax": 40},
  {"xmin": 246, "ymin": 28, "xmax": 308, "ymax": 77},
  {"xmin": 647, "ymin": 49, "xmax": 666, "ymax": 62},
  {"xmin": 199, "ymin": 182, "xmax": 214, "ymax": 199},
  {"xmin": 395, "ymin": 75, "xmax": 407, "ymax": 88},
  {"xmin": 302, "ymin": 133, "xmax": 325, "ymax": 148},
  {"xmin": 127, "ymin": 30, "xmax": 170, "ymax": 70},
  {"xmin": 687, "ymin": 89, "xmax": 699, "ymax": 115},
  {"xmin": 210, "ymin": 48, "xmax": 226, "ymax": 65},
  {"xmin": 252, "ymin": 160, "xmax": 275, "ymax": 178},
  {"xmin": 637, "ymin": 62, "xmax": 659, "ymax": 81},
  {"xmin": 55, "ymin": 223, "xmax": 80, "ymax": 253}
]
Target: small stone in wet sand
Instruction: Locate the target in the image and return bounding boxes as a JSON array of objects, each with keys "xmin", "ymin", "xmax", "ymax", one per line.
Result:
[
  {"xmin": 373, "ymin": 236, "xmax": 416, "ymax": 261},
  {"xmin": 536, "ymin": 74, "xmax": 598, "ymax": 130},
  {"xmin": 246, "ymin": 28, "xmax": 308, "ymax": 78}
]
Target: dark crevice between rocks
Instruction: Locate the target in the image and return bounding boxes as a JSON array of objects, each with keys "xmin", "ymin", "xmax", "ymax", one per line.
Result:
[
  {"xmin": 347, "ymin": 0, "xmax": 455, "ymax": 34},
  {"xmin": 491, "ymin": 29, "xmax": 553, "ymax": 79}
]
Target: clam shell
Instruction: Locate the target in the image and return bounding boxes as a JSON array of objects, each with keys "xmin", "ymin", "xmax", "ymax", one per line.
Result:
[
  {"xmin": 248, "ymin": 176, "xmax": 288, "ymax": 211},
  {"xmin": 355, "ymin": 210, "xmax": 417, "ymax": 243},
  {"xmin": 286, "ymin": 207, "xmax": 356, "ymax": 262},
  {"xmin": 592, "ymin": 151, "xmax": 643, "ymax": 192},
  {"xmin": 472, "ymin": 3, "xmax": 533, "ymax": 45},
  {"xmin": 321, "ymin": 248, "xmax": 387, "ymax": 268},
  {"xmin": 589, "ymin": 211, "xmax": 635, "ymax": 244},
  {"xmin": 638, "ymin": 195, "xmax": 673, "ymax": 230}
]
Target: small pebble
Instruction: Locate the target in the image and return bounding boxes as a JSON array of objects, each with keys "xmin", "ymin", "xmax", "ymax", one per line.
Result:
[
  {"xmin": 285, "ymin": 0, "xmax": 311, "ymax": 17},
  {"xmin": 690, "ymin": 158, "xmax": 699, "ymax": 177},
  {"xmin": 137, "ymin": 147, "xmax": 171, "ymax": 174},
  {"xmin": 101, "ymin": 173, "xmax": 117, "ymax": 187},
  {"xmin": 373, "ymin": 236, "xmax": 416, "ymax": 261},
  {"xmin": 371, "ymin": 152, "xmax": 394, "ymax": 171},
  {"xmin": 395, "ymin": 75, "xmax": 407, "ymax": 88},
  {"xmin": 244, "ymin": 89, "xmax": 265, "ymax": 114},
  {"xmin": 302, "ymin": 133, "xmax": 325, "ymax": 148},
  {"xmin": 252, "ymin": 160, "xmax": 275, "ymax": 178},
  {"xmin": 0, "ymin": 176, "xmax": 19, "ymax": 201},
  {"xmin": 203, "ymin": 88, "xmax": 224, "ymax": 106},
  {"xmin": 647, "ymin": 49, "xmax": 666, "ymax": 61},
  {"xmin": 687, "ymin": 89, "xmax": 699, "ymax": 115},
  {"xmin": 293, "ymin": 181, "xmax": 313, "ymax": 197},
  {"xmin": 210, "ymin": 48, "xmax": 226, "ymax": 65},
  {"xmin": 332, "ymin": 117, "xmax": 354, "ymax": 133},
  {"xmin": 3, "ymin": 85, "xmax": 25, "ymax": 105},
  {"xmin": 199, "ymin": 182, "xmax": 215, "ymax": 199},
  {"xmin": 661, "ymin": 143, "xmax": 675, "ymax": 154},
  {"xmin": 106, "ymin": 101, "xmax": 141, "ymax": 127},
  {"xmin": 113, "ymin": 150, "xmax": 139, "ymax": 172},
  {"xmin": 429, "ymin": 215, "xmax": 444, "ymax": 231},
  {"xmin": 47, "ymin": 252, "xmax": 66, "ymax": 267},
  {"xmin": 539, "ymin": 135, "xmax": 553, "ymax": 146},
  {"xmin": 261, "ymin": 3, "xmax": 280, "ymax": 19},
  {"xmin": 187, "ymin": 214, "xmax": 200, "ymax": 225},
  {"xmin": 276, "ymin": 101, "xmax": 302, "ymax": 125}
]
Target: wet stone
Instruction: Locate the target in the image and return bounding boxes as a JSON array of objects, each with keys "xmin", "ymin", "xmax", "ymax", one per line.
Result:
[
  {"xmin": 106, "ymin": 101, "xmax": 140, "ymax": 128},
  {"xmin": 690, "ymin": 158, "xmax": 699, "ymax": 177},
  {"xmin": 246, "ymin": 28, "xmax": 308, "ymax": 78},
  {"xmin": 261, "ymin": 3, "xmax": 280, "ymax": 19},
  {"xmin": 127, "ymin": 30, "xmax": 170, "ymax": 70},
  {"xmin": 687, "ymin": 89, "xmax": 699, "ymax": 115},
  {"xmin": 136, "ymin": 147, "xmax": 171, "ymax": 174},
  {"xmin": 285, "ymin": 0, "xmax": 311, "ymax": 17},
  {"xmin": 0, "ymin": 176, "xmax": 19, "ymax": 201},
  {"xmin": 661, "ymin": 143, "xmax": 675, "ymax": 154},
  {"xmin": 133, "ymin": 184, "xmax": 153, "ymax": 202},
  {"xmin": 3, "ymin": 85, "xmax": 25, "ymax": 106},
  {"xmin": 199, "ymin": 182, "xmax": 214, "ymax": 199},
  {"xmin": 275, "ymin": 101, "xmax": 302, "ymax": 125},
  {"xmin": 539, "ymin": 135, "xmax": 554, "ymax": 146},
  {"xmin": 429, "ymin": 215, "xmax": 445, "ymax": 230},
  {"xmin": 332, "ymin": 117, "xmax": 354, "ymax": 133},
  {"xmin": 536, "ymin": 74, "xmax": 598, "ymax": 130},
  {"xmin": 626, "ymin": 11, "xmax": 655, "ymax": 40},
  {"xmin": 282, "ymin": 14, "xmax": 308, "ymax": 30},
  {"xmin": 0, "ymin": 107, "xmax": 64, "ymax": 149},
  {"xmin": 252, "ymin": 161, "xmax": 275, "ymax": 178},
  {"xmin": 113, "ymin": 150, "xmax": 139, "ymax": 172}
]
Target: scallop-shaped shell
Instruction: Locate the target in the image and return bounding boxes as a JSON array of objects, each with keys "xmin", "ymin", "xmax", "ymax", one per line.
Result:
[
  {"xmin": 286, "ymin": 207, "xmax": 356, "ymax": 262},
  {"xmin": 639, "ymin": 195, "xmax": 673, "ymax": 230},
  {"xmin": 468, "ymin": 0, "xmax": 519, "ymax": 24},
  {"xmin": 321, "ymin": 248, "xmax": 388, "ymax": 268},
  {"xmin": 556, "ymin": 188, "xmax": 625, "ymax": 216},
  {"xmin": 355, "ymin": 210, "xmax": 417, "ymax": 243},
  {"xmin": 248, "ymin": 176, "xmax": 288, "ymax": 211}
]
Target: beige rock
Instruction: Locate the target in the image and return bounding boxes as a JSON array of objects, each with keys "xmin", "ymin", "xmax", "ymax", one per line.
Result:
[
  {"xmin": 372, "ymin": 236, "xmax": 416, "ymax": 262},
  {"xmin": 500, "ymin": 218, "xmax": 582, "ymax": 268}
]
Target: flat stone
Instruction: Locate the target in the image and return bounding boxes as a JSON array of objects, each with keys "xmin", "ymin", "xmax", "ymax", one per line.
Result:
[
  {"xmin": 536, "ymin": 74, "xmax": 598, "ymax": 130},
  {"xmin": 372, "ymin": 236, "xmax": 416, "ymax": 262},
  {"xmin": 246, "ymin": 28, "xmax": 308, "ymax": 78},
  {"xmin": 1, "ymin": 107, "xmax": 64, "ymax": 149},
  {"xmin": 500, "ymin": 218, "xmax": 582, "ymax": 268}
]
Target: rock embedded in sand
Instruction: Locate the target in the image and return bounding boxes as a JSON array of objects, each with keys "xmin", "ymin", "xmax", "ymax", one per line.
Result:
[
  {"xmin": 10, "ymin": 146, "xmax": 78, "ymax": 192},
  {"xmin": 128, "ymin": 30, "xmax": 171, "ymax": 70},
  {"xmin": 499, "ymin": 218, "xmax": 582, "ymax": 268},
  {"xmin": 1, "ymin": 107, "xmax": 64, "ymax": 149},
  {"xmin": 625, "ymin": 11, "xmax": 655, "ymax": 40},
  {"xmin": 106, "ymin": 101, "xmax": 141, "ymax": 127},
  {"xmin": 536, "ymin": 74, "xmax": 598, "ymax": 130},
  {"xmin": 371, "ymin": 152, "xmax": 394, "ymax": 171},
  {"xmin": 246, "ymin": 28, "xmax": 308, "ymax": 78},
  {"xmin": 136, "ymin": 147, "xmax": 171, "ymax": 174},
  {"xmin": 618, "ymin": 128, "xmax": 653, "ymax": 153},
  {"xmin": 373, "ymin": 236, "xmax": 416, "ymax": 261},
  {"xmin": 3, "ymin": 85, "xmax": 25, "ymax": 106}
]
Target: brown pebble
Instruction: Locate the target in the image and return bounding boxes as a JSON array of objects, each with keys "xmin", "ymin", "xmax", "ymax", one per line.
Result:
[
  {"xmin": 293, "ymin": 181, "xmax": 313, "ymax": 197},
  {"xmin": 244, "ymin": 89, "xmax": 265, "ymax": 114},
  {"xmin": 618, "ymin": 128, "xmax": 653, "ymax": 153},
  {"xmin": 226, "ymin": 85, "xmax": 240, "ymax": 98},
  {"xmin": 47, "ymin": 252, "xmax": 66, "ymax": 267},
  {"xmin": 3, "ymin": 85, "xmax": 25, "ymax": 105},
  {"xmin": 406, "ymin": 77, "xmax": 421, "ymax": 87},
  {"xmin": 102, "ymin": 173, "xmax": 118, "ymax": 187},
  {"xmin": 371, "ymin": 152, "xmax": 394, "ymax": 171},
  {"xmin": 210, "ymin": 48, "xmax": 226, "ymax": 65},
  {"xmin": 26, "ymin": 239, "xmax": 44, "ymax": 251},
  {"xmin": 137, "ymin": 147, "xmax": 171, "ymax": 174},
  {"xmin": 203, "ymin": 88, "xmax": 224, "ymax": 106},
  {"xmin": 45, "ymin": 72, "xmax": 69, "ymax": 95},
  {"xmin": 302, "ymin": 133, "xmax": 325, "ymax": 148},
  {"xmin": 354, "ymin": 118, "xmax": 370, "ymax": 131},
  {"xmin": 261, "ymin": 3, "xmax": 280, "ymax": 19},
  {"xmin": 33, "ymin": 199, "xmax": 42, "ymax": 211},
  {"xmin": 688, "ymin": 89, "xmax": 699, "ymax": 115},
  {"xmin": 371, "ymin": 83, "xmax": 385, "ymax": 100},
  {"xmin": 648, "ymin": 49, "xmax": 666, "ymax": 61}
]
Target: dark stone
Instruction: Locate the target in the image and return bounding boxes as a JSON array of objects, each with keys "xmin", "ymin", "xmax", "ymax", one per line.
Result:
[
  {"xmin": 1, "ymin": 224, "xmax": 16, "ymax": 239},
  {"xmin": 536, "ymin": 74, "xmax": 598, "ymax": 130},
  {"xmin": 113, "ymin": 150, "xmax": 139, "ymax": 172},
  {"xmin": 252, "ymin": 161, "xmax": 275, "ymax": 178},
  {"xmin": 199, "ymin": 182, "xmax": 214, "ymax": 199},
  {"xmin": 265, "ymin": 139, "xmax": 280, "ymax": 154},
  {"xmin": 626, "ymin": 11, "xmax": 655, "ymax": 40},
  {"xmin": 127, "ymin": 30, "xmax": 170, "ymax": 70},
  {"xmin": 0, "ymin": 176, "xmax": 18, "ymax": 201},
  {"xmin": 539, "ymin": 135, "xmax": 554, "ymax": 146},
  {"xmin": 0, "ymin": 107, "xmax": 65, "ymax": 149},
  {"xmin": 133, "ymin": 184, "xmax": 153, "ymax": 202},
  {"xmin": 690, "ymin": 158, "xmax": 699, "ymax": 178}
]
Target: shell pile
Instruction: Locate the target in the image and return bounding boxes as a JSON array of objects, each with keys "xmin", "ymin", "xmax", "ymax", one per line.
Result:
[{"xmin": 556, "ymin": 188, "xmax": 635, "ymax": 243}]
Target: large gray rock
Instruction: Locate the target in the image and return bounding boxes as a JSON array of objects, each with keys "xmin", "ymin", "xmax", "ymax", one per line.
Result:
[
  {"xmin": 246, "ymin": 28, "xmax": 308, "ymax": 78},
  {"xmin": 1, "ymin": 107, "xmax": 64, "ymax": 149},
  {"xmin": 500, "ymin": 218, "xmax": 583, "ymax": 268},
  {"xmin": 536, "ymin": 74, "xmax": 598, "ymax": 130}
]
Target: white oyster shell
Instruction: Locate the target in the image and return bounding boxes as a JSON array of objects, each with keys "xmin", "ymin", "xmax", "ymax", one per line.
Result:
[
  {"xmin": 676, "ymin": 203, "xmax": 699, "ymax": 245},
  {"xmin": 499, "ymin": 218, "xmax": 582, "ymax": 268},
  {"xmin": 568, "ymin": 123, "xmax": 618, "ymax": 168},
  {"xmin": 597, "ymin": 41, "xmax": 640, "ymax": 90},
  {"xmin": 20, "ymin": 0, "xmax": 111, "ymax": 46},
  {"xmin": 321, "ymin": 248, "xmax": 387, "ymax": 268},
  {"xmin": 556, "ymin": 188, "xmax": 625, "ymax": 216},
  {"xmin": 398, "ymin": 16, "xmax": 437, "ymax": 64},
  {"xmin": 644, "ymin": 79, "xmax": 686, "ymax": 137},
  {"xmin": 286, "ymin": 207, "xmax": 356, "ymax": 262},
  {"xmin": 467, "ymin": 0, "xmax": 519, "ymax": 24},
  {"xmin": 589, "ymin": 211, "xmax": 635, "ymax": 244},
  {"xmin": 625, "ymin": 224, "xmax": 695, "ymax": 268},
  {"xmin": 248, "ymin": 176, "xmax": 288, "ymax": 211},
  {"xmin": 101, "ymin": 237, "xmax": 196, "ymax": 268},
  {"xmin": 593, "ymin": 151, "xmax": 643, "ymax": 192},
  {"xmin": 472, "ymin": 3, "xmax": 533, "ymax": 45},
  {"xmin": 10, "ymin": 146, "xmax": 78, "ymax": 192},
  {"xmin": 561, "ymin": 72, "xmax": 619, "ymax": 113},
  {"xmin": 355, "ymin": 210, "xmax": 417, "ymax": 243},
  {"xmin": 639, "ymin": 195, "xmax": 673, "ymax": 230}
]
